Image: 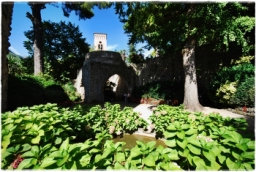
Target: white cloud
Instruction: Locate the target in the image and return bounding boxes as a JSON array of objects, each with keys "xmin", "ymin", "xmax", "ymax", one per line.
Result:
[
  {"xmin": 107, "ymin": 44, "xmax": 119, "ymax": 51},
  {"xmin": 9, "ymin": 46, "xmax": 21, "ymax": 56}
]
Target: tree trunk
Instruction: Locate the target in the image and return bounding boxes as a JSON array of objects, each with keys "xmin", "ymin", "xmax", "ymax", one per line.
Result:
[
  {"xmin": 27, "ymin": 3, "xmax": 45, "ymax": 75},
  {"xmin": 1, "ymin": 2, "xmax": 14, "ymax": 112},
  {"xmin": 182, "ymin": 42, "xmax": 203, "ymax": 112}
]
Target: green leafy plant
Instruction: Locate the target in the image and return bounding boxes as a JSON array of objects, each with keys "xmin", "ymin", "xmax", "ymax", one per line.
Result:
[
  {"xmin": 149, "ymin": 105, "xmax": 254, "ymax": 170},
  {"xmin": 209, "ymin": 56, "xmax": 254, "ymax": 107},
  {"xmin": 230, "ymin": 77, "xmax": 255, "ymax": 107},
  {"xmin": 62, "ymin": 82, "xmax": 81, "ymax": 101}
]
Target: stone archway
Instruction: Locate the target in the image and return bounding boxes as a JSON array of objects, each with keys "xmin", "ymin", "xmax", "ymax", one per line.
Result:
[{"xmin": 82, "ymin": 51, "xmax": 137, "ymax": 103}]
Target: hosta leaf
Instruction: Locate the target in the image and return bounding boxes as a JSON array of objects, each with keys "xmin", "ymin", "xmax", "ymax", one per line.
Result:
[
  {"xmin": 17, "ymin": 158, "xmax": 33, "ymax": 169},
  {"xmin": 25, "ymin": 123, "xmax": 33, "ymax": 130},
  {"xmin": 177, "ymin": 131, "xmax": 185, "ymax": 139},
  {"xmin": 198, "ymin": 125, "xmax": 205, "ymax": 131},
  {"xmin": 181, "ymin": 124, "xmax": 190, "ymax": 130},
  {"xmin": 79, "ymin": 154, "xmax": 91, "ymax": 167},
  {"xmin": 160, "ymin": 162, "xmax": 181, "ymax": 170},
  {"xmin": 147, "ymin": 141, "xmax": 156, "ymax": 149},
  {"xmin": 211, "ymin": 146, "xmax": 221, "ymax": 156},
  {"xmin": 203, "ymin": 150, "xmax": 215, "ymax": 162},
  {"xmin": 48, "ymin": 151, "xmax": 63, "ymax": 158},
  {"xmin": 188, "ymin": 139, "xmax": 201, "ymax": 148},
  {"xmin": 167, "ymin": 124, "xmax": 176, "ymax": 131},
  {"xmin": 244, "ymin": 162, "xmax": 253, "ymax": 170},
  {"xmin": 115, "ymin": 152, "xmax": 125, "ymax": 162},
  {"xmin": 241, "ymin": 151, "xmax": 254, "ymax": 160},
  {"xmin": 129, "ymin": 147, "xmax": 142, "ymax": 159},
  {"xmin": 114, "ymin": 162, "xmax": 125, "ymax": 170},
  {"xmin": 217, "ymin": 153, "xmax": 226, "ymax": 164},
  {"xmin": 60, "ymin": 138, "xmax": 69, "ymax": 151},
  {"xmin": 94, "ymin": 154, "xmax": 102, "ymax": 163},
  {"xmin": 177, "ymin": 139, "xmax": 188, "ymax": 149},
  {"xmin": 187, "ymin": 153, "xmax": 193, "ymax": 166},
  {"xmin": 178, "ymin": 148, "xmax": 189, "ymax": 157},
  {"xmin": 2, "ymin": 140, "xmax": 10, "ymax": 152},
  {"xmin": 70, "ymin": 161, "xmax": 77, "ymax": 170},
  {"xmin": 226, "ymin": 157, "xmax": 240, "ymax": 170},
  {"xmin": 187, "ymin": 144, "xmax": 201, "ymax": 155},
  {"xmin": 57, "ymin": 155, "xmax": 69, "ymax": 167},
  {"xmin": 168, "ymin": 149, "xmax": 180, "ymax": 160},
  {"xmin": 89, "ymin": 148, "xmax": 101, "ymax": 154},
  {"xmin": 165, "ymin": 139, "xmax": 176, "ymax": 148},
  {"xmin": 185, "ymin": 128, "xmax": 197, "ymax": 135},
  {"xmin": 38, "ymin": 129, "xmax": 44, "ymax": 137},
  {"xmin": 232, "ymin": 150, "xmax": 241, "ymax": 160},
  {"xmin": 155, "ymin": 145, "xmax": 164, "ymax": 153},
  {"xmin": 247, "ymin": 141, "xmax": 255, "ymax": 150},
  {"xmin": 101, "ymin": 148, "xmax": 112, "ymax": 159},
  {"xmin": 142, "ymin": 154, "xmax": 155, "ymax": 167},
  {"xmin": 40, "ymin": 157, "xmax": 57, "ymax": 168},
  {"xmin": 164, "ymin": 131, "xmax": 176, "ymax": 138},
  {"xmin": 21, "ymin": 151, "xmax": 35, "ymax": 158},
  {"xmin": 20, "ymin": 143, "xmax": 32, "ymax": 153},
  {"xmin": 235, "ymin": 143, "xmax": 248, "ymax": 152},
  {"xmin": 193, "ymin": 156, "xmax": 207, "ymax": 170},
  {"xmin": 55, "ymin": 137, "xmax": 62, "ymax": 145},
  {"xmin": 31, "ymin": 135, "xmax": 41, "ymax": 144},
  {"xmin": 31, "ymin": 146, "xmax": 39, "ymax": 155}
]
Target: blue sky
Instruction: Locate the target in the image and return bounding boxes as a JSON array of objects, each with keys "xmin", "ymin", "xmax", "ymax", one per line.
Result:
[{"xmin": 9, "ymin": 2, "xmax": 151, "ymax": 57}]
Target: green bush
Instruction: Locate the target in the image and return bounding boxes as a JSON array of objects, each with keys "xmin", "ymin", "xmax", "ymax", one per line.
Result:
[
  {"xmin": 230, "ymin": 77, "xmax": 255, "ymax": 107},
  {"xmin": 149, "ymin": 105, "xmax": 254, "ymax": 170},
  {"xmin": 62, "ymin": 82, "xmax": 81, "ymax": 101},
  {"xmin": 7, "ymin": 75, "xmax": 69, "ymax": 111},
  {"xmin": 209, "ymin": 59, "xmax": 254, "ymax": 107}
]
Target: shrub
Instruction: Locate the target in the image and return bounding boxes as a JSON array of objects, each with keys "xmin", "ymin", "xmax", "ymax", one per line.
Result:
[
  {"xmin": 209, "ymin": 57, "xmax": 254, "ymax": 107},
  {"xmin": 62, "ymin": 82, "xmax": 81, "ymax": 101},
  {"xmin": 230, "ymin": 77, "xmax": 255, "ymax": 107},
  {"xmin": 216, "ymin": 81, "xmax": 237, "ymax": 105},
  {"xmin": 7, "ymin": 75, "xmax": 69, "ymax": 111}
]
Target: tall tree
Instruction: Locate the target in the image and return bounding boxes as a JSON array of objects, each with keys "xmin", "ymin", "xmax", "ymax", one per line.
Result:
[
  {"xmin": 24, "ymin": 20, "xmax": 90, "ymax": 81},
  {"xmin": 26, "ymin": 2, "xmax": 97, "ymax": 75},
  {"xmin": 26, "ymin": 2, "xmax": 46, "ymax": 75},
  {"xmin": 115, "ymin": 2, "xmax": 255, "ymax": 111}
]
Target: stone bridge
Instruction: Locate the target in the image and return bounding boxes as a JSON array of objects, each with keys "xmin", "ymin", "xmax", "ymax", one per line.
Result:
[{"xmin": 81, "ymin": 51, "xmax": 137, "ymax": 103}]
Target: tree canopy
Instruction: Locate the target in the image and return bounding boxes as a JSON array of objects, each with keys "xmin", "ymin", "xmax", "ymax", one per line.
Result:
[
  {"xmin": 24, "ymin": 20, "xmax": 90, "ymax": 81},
  {"xmin": 115, "ymin": 2, "xmax": 255, "ymax": 55}
]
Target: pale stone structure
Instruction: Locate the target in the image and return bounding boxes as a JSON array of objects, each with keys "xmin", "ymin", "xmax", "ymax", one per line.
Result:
[{"xmin": 94, "ymin": 33, "xmax": 107, "ymax": 51}]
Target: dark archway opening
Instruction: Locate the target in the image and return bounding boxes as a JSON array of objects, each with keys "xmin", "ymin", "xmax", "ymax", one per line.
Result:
[{"xmin": 104, "ymin": 74, "xmax": 129, "ymax": 102}]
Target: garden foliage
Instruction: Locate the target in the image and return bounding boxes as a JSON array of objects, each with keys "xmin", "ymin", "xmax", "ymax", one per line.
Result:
[
  {"xmin": 133, "ymin": 80, "xmax": 184, "ymax": 101},
  {"xmin": 210, "ymin": 56, "xmax": 254, "ymax": 107},
  {"xmin": 149, "ymin": 105, "xmax": 254, "ymax": 170},
  {"xmin": 2, "ymin": 103, "xmax": 254, "ymax": 170}
]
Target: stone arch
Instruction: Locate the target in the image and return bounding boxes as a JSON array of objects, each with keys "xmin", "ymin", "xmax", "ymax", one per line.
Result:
[
  {"xmin": 102, "ymin": 73, "xmax": 129, "ymax": 102},
  {"xmin": 82, "ymin": 51, "xmax": 137, "ymax": 103}
]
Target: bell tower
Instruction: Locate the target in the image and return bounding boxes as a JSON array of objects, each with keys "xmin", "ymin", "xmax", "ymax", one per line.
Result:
[{"xmin": 94, "ymin": 33, "xmax": 107, "ymax": 51}]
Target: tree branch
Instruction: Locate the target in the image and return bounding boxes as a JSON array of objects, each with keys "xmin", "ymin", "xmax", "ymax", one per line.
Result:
[{"xmin": 26, "ymin": 12, "xmax": 34, "ymax": 21}]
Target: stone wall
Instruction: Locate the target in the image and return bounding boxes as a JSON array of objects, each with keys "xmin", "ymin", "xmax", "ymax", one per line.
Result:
[
  {"xmin": 82, "ymin": 51, "xmax": 137, "ymax": 103},
  {"xmin": 1, "ymin": 2, "xmax": 14, "ymax": 112}
]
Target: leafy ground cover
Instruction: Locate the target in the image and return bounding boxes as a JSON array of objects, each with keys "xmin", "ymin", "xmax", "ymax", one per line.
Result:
[{"xmin": 1, "ymin": 103, "xmax": 254, "ymax": 170}]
